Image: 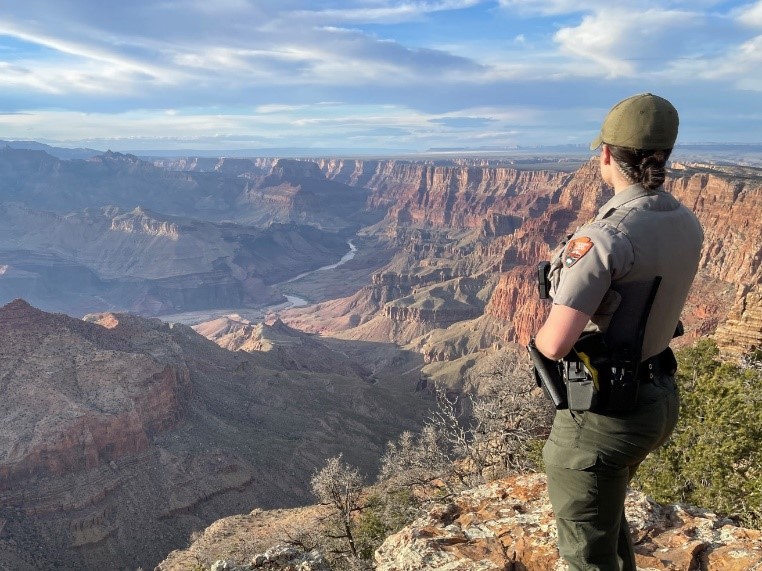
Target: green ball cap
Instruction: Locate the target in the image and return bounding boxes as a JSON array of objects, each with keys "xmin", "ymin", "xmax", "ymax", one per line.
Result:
[{"xmin": 590, "ymin": 93, "xmax": 679, "ymax": 151}]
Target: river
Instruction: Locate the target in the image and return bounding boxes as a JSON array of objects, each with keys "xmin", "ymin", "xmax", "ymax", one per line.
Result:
[{"xmin": 158, "ymin": 240, "xmax": 356, "ymax": 325}]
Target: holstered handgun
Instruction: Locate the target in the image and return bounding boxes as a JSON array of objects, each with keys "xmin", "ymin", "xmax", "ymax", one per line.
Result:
[
  {"xmin": 562, "ymin": 277, "xmax": 664, "ymax": 414},
  {"xmin": 528, "ymin": 338, "xmax": 567, "ymax": 409}
]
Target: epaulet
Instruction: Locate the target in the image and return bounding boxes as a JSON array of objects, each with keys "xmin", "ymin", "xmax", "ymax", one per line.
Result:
[{"xmin": 597, "ymin": 202, "xmax": 639, "ymax": 231}]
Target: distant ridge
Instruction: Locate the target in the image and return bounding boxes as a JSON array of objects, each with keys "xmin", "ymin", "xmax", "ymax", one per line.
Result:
[
  {"xmin": 675, "ymin": 142, "xmax": 762, "ymax": 152},
  {"xmin": 4, "ymin": 139, "xmax": 762, "ymax": 161},
  {"xmin": 0, "ymin": 139, "xmax": 102, "ymax": 160},
  {"xmin": 130, "ymin": 147, "xmax": 418, "ymax": 159}
]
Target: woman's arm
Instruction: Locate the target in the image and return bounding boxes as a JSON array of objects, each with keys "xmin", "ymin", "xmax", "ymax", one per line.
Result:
[{"xmin": 535, "ymin": 304, "xmax": 591, "ymax": 360}]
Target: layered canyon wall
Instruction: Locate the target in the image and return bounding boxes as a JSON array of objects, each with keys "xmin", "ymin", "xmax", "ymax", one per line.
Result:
[{"xmin": 314, "ymin": 159, "xmax": 762, "ymax": 354}]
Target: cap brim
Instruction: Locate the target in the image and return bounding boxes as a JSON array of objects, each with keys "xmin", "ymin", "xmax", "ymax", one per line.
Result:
[{"xmin": 590, "ymin": 133, "xmax": 603, "ymax": 151}]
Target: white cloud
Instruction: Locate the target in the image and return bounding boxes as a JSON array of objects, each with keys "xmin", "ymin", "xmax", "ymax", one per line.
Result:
[
  {"xmin": 498, "ymin": 0, "xmax": 733, "ymax": 16},
  {"xmin": 1, "ymin": 0, "xmax": 762, "ymax": 147},
  {"xmin": 735, "ymin": 0, "xmax": 762, "ymax": 27},
  {"xmin": 664, "ymin": 33, "xmax": 762, "ymax": 89},
  {"xmin": 288, "ymin": 0, "xmax": 487, "ymax": 24},
  {"xmin": 497, "ymin": 0, "xmax": 599, "ymax": 15},
  {"xmin": 554, "ymin": 8, "xmax": 706, "ymax": 77}
]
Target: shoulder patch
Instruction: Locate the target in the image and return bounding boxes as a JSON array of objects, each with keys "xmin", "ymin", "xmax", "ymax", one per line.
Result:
[{"xmin": 563, "ymin": 236, "xmax": 594, "ymax": 268}]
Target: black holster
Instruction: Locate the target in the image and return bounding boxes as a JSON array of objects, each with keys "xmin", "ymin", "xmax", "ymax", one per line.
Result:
[
  {"xmin": 563, "ymin": 332, "xmax": 639, "ymax": 414},
  {"xmin": 527, "ymin": 338, "xmax": 567, "ymax": 409}
]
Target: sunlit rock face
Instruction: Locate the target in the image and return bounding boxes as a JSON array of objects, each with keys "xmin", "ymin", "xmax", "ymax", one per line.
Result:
[
  {"xmin": 0, "ymin": 299, "xmax": 190, "ymax": 489},
  {"xmin": 305, "ymin": 159, "xmax": 762, "ymax": 355},
  {"xmin": 375, "ymin": 473, "xmax": 762, "ymax": 571},
  {"xmin": 353, "ymin": 159, "xmax": 762, "ymax": 354}
]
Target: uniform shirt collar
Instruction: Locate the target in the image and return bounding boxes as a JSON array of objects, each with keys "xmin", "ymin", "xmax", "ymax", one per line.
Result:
[{"xmin": 596, "ymin": 183, "xmax": 655, "ymax": 220}]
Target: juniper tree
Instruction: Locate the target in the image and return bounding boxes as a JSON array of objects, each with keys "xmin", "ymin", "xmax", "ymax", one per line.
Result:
[{"xmin": 310, "ymin": 455, "xmax": 364, "ymax": 558}]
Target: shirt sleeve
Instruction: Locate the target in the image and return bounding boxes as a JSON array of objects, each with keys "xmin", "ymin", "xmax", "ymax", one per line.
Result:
[{"xmin": 551, "ymin": 222, "xmax": 634, "ymax": 316}]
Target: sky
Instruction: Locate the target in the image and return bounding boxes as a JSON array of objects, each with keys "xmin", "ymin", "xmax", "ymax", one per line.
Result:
[{"xmin": 1, "ymin": 0, "xmax": 762, "ymax": 152}]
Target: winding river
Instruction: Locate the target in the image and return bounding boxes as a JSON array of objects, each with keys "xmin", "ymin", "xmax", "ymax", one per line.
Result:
[{"xmin": 159, "ymin": 240, "xmax": 356, "ymax": 325}]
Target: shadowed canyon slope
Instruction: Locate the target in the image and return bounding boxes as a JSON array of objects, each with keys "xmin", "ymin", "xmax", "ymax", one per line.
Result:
[
  {"xmin": 0, "ymin": 149, "xmax": 371, "ymax": 228},
  {"xmin": 0, "ymin": 300, "xmax": 427, "ymax": 570}
]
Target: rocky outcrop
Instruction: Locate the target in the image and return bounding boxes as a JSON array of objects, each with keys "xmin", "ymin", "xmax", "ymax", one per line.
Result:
[
  {"xmin": 156, "ymin": 504, "xmax": 331, "ymax": 571},
  {"xmin": 714, "ymin": 284, "xmax": 762, "ymax": 356},
  {"xmin": 193, "ymin": 316, "xmax": 372, "ymax": 379},
  {"xmin": 209, "ymin": 546, "xmax": 330, "ymax": 571},
  {"xmin": 384, "ymin": 304, "xmax": 483, "ymax": 326},
  {"xmin": 383, "ymin": 277, "xmax": 487, "ymax": 328},
  {"xmin": 375, "ymin": 473, "xmax": 762, "ymax": 571},
  {"xmin": 484, "ymin": 269, "xmax": 546, "ymax": 345},
  {"xmin": 110, "ymin": 206, "xmax": 182, "ymax": 238}
]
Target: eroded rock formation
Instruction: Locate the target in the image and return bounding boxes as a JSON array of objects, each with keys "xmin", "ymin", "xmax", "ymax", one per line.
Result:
[{"xmin": 0, "ymin": 202, "xmax": 351, "ymax": 315}]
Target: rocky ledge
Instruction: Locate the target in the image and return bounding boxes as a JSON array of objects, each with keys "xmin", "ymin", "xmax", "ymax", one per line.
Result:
[{"xmin": 375, "ymin": 473, "xmax": 762, "ymax": 571}]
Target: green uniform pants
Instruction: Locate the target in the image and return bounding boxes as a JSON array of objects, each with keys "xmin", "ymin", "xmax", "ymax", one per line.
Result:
[{"xmin": 543, "ymin": 374, "xmax": 679, "ymax": 571}]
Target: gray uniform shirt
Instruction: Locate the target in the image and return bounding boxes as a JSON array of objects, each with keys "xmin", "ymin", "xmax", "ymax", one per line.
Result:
[{"xmin": 548, "ymin": 183, "xmax": 704, "ymax": 360}]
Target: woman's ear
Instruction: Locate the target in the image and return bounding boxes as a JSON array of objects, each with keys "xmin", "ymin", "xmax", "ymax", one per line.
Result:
[{"xmin": 600, "ymin": 144, "xmax": 612, "ymax": 165}]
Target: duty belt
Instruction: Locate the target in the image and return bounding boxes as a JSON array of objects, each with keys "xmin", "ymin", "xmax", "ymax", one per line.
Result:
[{"xmin": 637, "ymin": 348, "xmax": 677, "ymax": 383}]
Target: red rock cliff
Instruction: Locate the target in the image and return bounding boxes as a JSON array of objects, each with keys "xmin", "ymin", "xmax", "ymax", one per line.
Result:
[
  {"xmin": 350, "ymin": 159, "xmax": 761, "ymax": 352},
  {"xmin": 481, "ymin": 162, "xmax": 762, "ymax": 349}
]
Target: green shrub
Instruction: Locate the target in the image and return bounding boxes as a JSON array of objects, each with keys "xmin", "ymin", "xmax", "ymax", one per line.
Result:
[
  {"xmin": 634, "ymin": 340, "xmax": 762, "ymax": 527},
  {"xmin": 355, "ymin": 489, "xmax": 420, "ymax": 560}
]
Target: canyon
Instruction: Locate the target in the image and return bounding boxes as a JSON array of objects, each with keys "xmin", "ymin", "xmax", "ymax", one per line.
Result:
[
  {"xmin": 1, "ymin": 147, "xmax": 761, "ymax": 569},
  {"xmin": 0, "ymin": 149, "xmax": 374, "ymax": 315},
  {"xmin": 0, "ymin": 299, "xmax": 427, "ymax": 570}
]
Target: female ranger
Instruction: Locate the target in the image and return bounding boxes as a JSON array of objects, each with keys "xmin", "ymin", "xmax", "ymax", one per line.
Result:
[{"xmin": 534, "ymin": 93, "xmax": 704, "ymax": 570}]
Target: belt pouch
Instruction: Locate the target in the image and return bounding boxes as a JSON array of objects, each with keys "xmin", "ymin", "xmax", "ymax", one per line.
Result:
[{"xmin": 564, "ymin": 361, "xmax": 598, "ymax": 411}]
